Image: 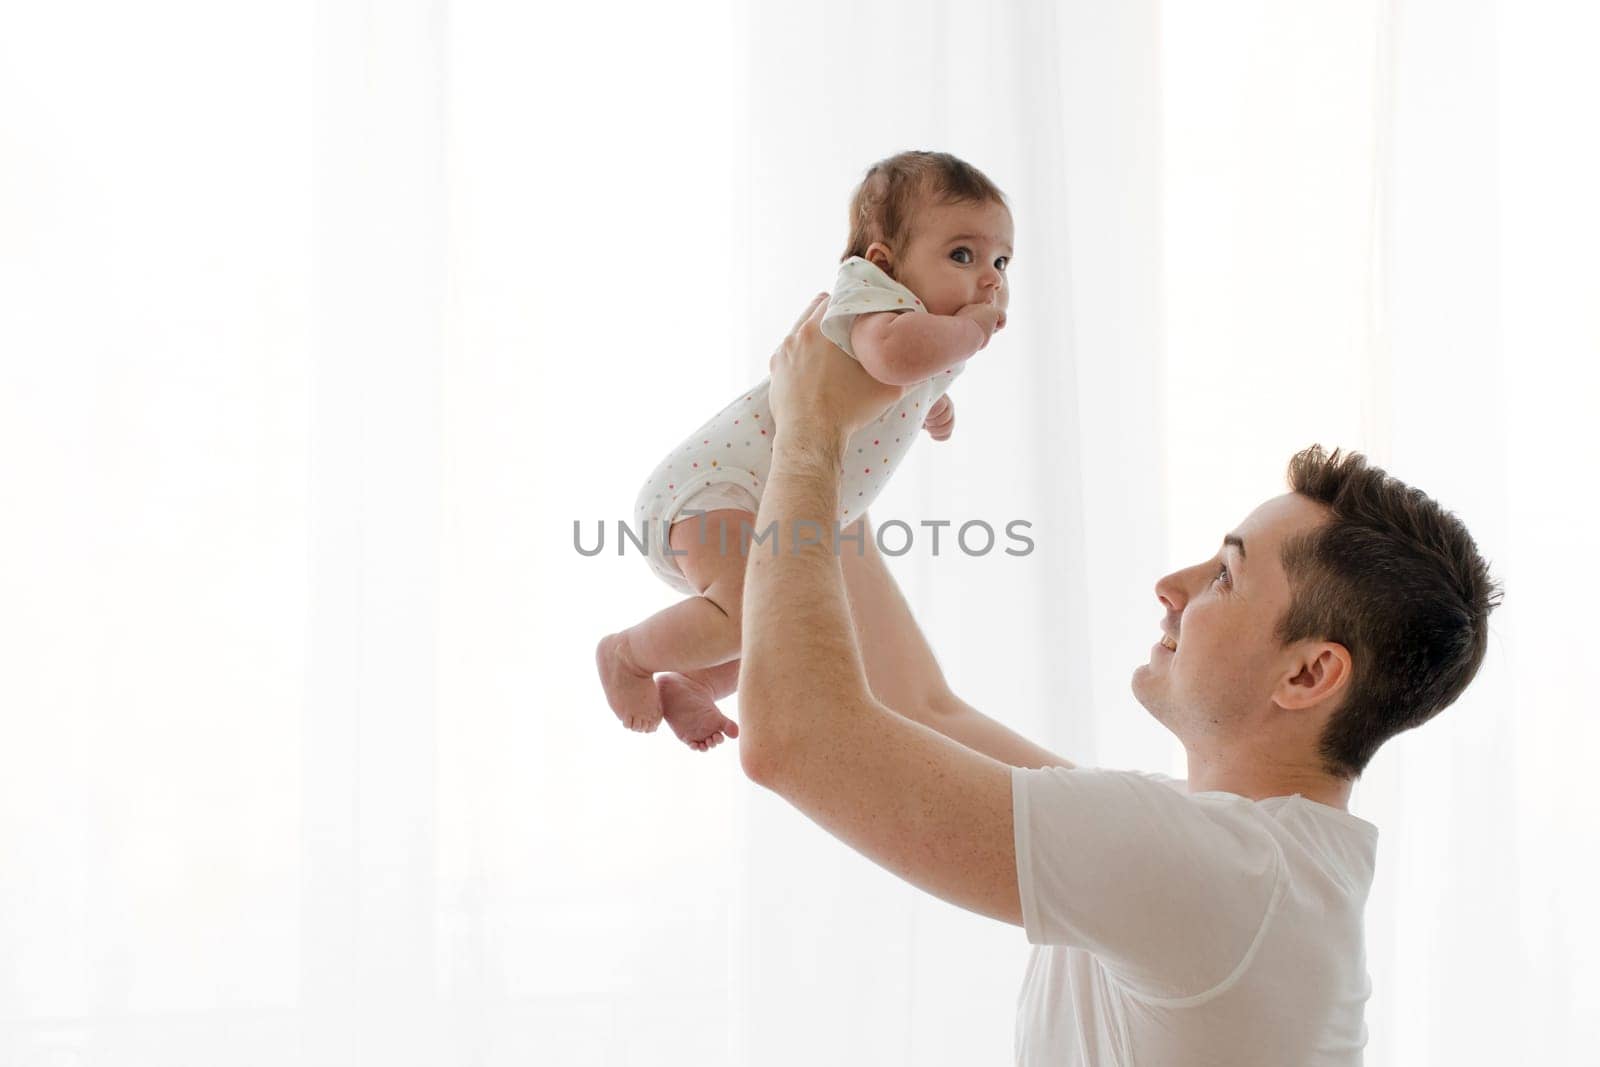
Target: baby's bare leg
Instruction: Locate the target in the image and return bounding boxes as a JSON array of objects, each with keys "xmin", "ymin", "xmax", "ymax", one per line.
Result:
[
  {"xmin": 680, "ymin": 657, "xmax": 742, "ymax": 699},
  {"xmin": 595, "ymin": 509, "xmax": 752, "ymax": 736},
  {"xmin": 659, "ymin": 657, "xmax": 743, "ymax": 752}
]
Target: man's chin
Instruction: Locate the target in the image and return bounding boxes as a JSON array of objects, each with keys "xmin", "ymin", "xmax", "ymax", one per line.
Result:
[
  {"xmin": 1131, "ymin": 658, "xmax": 1157, "ymax": 687},
  {"xmin": 1129, "ymin": 665, "xmax": 1164, "ymax": 720}
]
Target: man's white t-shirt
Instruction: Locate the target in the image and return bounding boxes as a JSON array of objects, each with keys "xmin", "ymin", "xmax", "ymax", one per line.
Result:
[{"xmin": 1011, "ymin": 766, "xmax": 1379, "ymax": 1066}]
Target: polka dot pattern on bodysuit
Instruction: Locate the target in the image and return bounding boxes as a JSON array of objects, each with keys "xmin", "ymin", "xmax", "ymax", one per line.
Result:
[{"xmin": 630, "ymin": 255, "xmax": 971, "ymax": 586}]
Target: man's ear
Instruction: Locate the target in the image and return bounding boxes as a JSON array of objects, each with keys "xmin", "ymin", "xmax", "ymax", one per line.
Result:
[
  {"xmin": 863, "ymin": 242, "xmax": 895, "ymax": 275},
  {"xmin": 1274, "ymin": 641, "xmax": 1352, "ymax": 712}
]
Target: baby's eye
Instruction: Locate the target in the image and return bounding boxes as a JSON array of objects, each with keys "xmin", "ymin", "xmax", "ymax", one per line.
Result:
[
  {"xmin": 995, "ymin": 256, "xmax": 1009, "ymax": 272},
  {"xmin": 950, "ymin": 247, "xmax": 973, "ymax": 264}
]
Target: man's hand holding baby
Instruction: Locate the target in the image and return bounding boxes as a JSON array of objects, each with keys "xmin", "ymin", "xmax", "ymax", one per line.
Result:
[{"xmin": 769, "ymin": 293, "xmax": 906, "ymax": 454}]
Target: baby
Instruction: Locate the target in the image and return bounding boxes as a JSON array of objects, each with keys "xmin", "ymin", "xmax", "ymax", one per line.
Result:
[{"xmin": 596, "ymin": 149, "xmax": 1013, "ymax": 751}]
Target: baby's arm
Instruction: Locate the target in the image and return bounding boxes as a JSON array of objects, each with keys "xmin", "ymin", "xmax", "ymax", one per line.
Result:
[
  {"xmin": 922, "ymin": 393, "xmax": 955, "ymax": 441},
  {"xmin": 848, "ymin": 306, "xmax": 997, "ymax": 387}
]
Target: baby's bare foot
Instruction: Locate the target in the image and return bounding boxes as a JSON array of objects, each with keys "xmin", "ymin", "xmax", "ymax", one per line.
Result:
[
  {"xmin": 658, "ymin": 672, "xmax": 740, "ymax": 752},
  {"xmin": 595, "ymin": 632, "xmax": 662, "ymax": 733}
]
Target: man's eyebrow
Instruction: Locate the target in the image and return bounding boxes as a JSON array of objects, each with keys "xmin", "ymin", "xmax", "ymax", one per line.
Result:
[
  {"xmin": 946, "ymin": 233, "xmax": 1014, "ymax": 255},
  {"xmin": 1223, "ymin": 534, "xmax": 1247, "ymax": 563}
]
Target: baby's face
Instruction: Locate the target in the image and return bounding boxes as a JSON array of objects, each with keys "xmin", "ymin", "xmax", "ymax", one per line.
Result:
[{"xmin": 873, "ymin": 198, "xmax": 1014, "ymax": 318}]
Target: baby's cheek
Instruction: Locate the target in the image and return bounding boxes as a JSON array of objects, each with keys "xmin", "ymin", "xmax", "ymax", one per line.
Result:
[{"xmin": 933, "ymin": 283, "xmax": 970, "ymax": 316}]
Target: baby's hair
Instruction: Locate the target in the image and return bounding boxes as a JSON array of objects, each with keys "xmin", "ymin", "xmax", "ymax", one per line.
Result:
[{"xmin": 842, "ymin": 150, "xmax": 1009, "ymax": 266}]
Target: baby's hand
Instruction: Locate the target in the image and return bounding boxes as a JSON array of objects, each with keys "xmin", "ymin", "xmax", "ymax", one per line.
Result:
[
  {"xmin": 922, "ymin": 394, "xmax": 955, "ymax": 441},
  {"xmin": 955, "ymin": 302, "xmax": 1004, "ymax": 350}
]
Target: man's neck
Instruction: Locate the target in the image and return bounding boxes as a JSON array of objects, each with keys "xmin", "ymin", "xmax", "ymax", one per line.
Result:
[{"xmin": 1184, "ymin": 751, "xmax": 1353, "ymax": 811}]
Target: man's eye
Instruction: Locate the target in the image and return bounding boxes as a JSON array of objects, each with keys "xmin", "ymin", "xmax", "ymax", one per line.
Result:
[
  {"xmin": 950, "ymin": 247, "xmax": 973, "ymax": 264},
  {"xmin": 1214, "ymin": 563, "xmax": 1231, "ymax": 587}
]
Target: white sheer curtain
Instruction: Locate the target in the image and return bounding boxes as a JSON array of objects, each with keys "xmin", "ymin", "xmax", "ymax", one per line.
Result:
[
  {"xmin": 2, "ymin": 2, "xmax": 1593, "ymax": 1065},
  {"xmin": 1358, "ymin": 1, "xmax": 1598, "ymax": 1061},
  {"xmin": 1163, "ymin": 2, "xmax": 1599, "ymax": 1063}
]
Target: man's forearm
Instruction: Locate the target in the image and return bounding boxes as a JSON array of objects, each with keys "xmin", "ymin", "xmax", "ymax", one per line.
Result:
[
  {"xmin": 836, "ymin": 516, "xmax": 951, "ymax": 722},
  {"xmin": 738, "ymin": 420, "xmax": 874, "ymax": 767}
]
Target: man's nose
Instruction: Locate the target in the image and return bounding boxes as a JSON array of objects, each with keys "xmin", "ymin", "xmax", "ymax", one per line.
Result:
[{"xmin": 1155, "ymin": 570, "xmax": 1186, "ymax": 612}]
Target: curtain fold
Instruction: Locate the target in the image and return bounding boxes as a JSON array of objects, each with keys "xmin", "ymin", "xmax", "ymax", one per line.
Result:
[{"xmin": 1360, "ymin": 1, "xmax": 1600, "ymax": 1061}]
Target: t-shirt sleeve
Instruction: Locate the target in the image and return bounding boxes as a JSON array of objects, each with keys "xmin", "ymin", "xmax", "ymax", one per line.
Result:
[
  {"xmin": 1011, "ymin": 766, "xmax": 1286, "ymax": 1000},
  {"xmin": 820, "ymin": 256, "xmax": 926, "ymax": 359}
]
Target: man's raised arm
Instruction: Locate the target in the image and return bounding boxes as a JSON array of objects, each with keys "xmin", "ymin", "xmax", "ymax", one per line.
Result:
[
  {"xmin": 838, "ymin": 514, "xmax": 1074, "ymax": 771},
  {"xmin": 731, "ymin": 293, "xmax": 1028, "ymax": 927}
]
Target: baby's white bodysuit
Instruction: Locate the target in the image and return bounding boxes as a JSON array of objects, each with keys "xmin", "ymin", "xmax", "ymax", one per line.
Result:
[{"xmin": 632, "ymin": 256, "xmax": 967, "ymax": 596}]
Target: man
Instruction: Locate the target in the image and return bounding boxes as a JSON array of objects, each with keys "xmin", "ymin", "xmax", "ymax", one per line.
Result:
[{"xmin": 736, "ymin": 294, "xmax": 1502, "ymax": 1064}]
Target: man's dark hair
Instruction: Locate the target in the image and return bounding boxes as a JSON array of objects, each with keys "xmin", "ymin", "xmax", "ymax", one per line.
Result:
[{"xmin": 1279, "ymin": 445, "xmax": 1503, "ymax": 779}]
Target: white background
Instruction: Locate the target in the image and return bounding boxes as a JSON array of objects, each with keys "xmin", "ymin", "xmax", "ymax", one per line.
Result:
[{"xmin": 2, "ymin": 1, "xmax": 1595, "ymax": 1063}]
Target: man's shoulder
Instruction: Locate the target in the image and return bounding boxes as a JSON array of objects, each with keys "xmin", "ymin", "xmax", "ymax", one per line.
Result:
[
  {"xmin": 1145, "ymin": 771, "xmax": 1188, "ymax": 794},
  {"xmin": 1016, "ymin": 764, "xmax": 1188, "ymax": 795},
  {"xmin": 1017, "ymin": 766, "xmax": 1374, "ymax": 864}
]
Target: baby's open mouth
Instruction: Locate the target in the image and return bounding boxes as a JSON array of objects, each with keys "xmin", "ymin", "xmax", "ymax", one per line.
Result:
[{"xmin": 1160, "ymin": 634, "xmax": 1178, "ymax": 652}]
